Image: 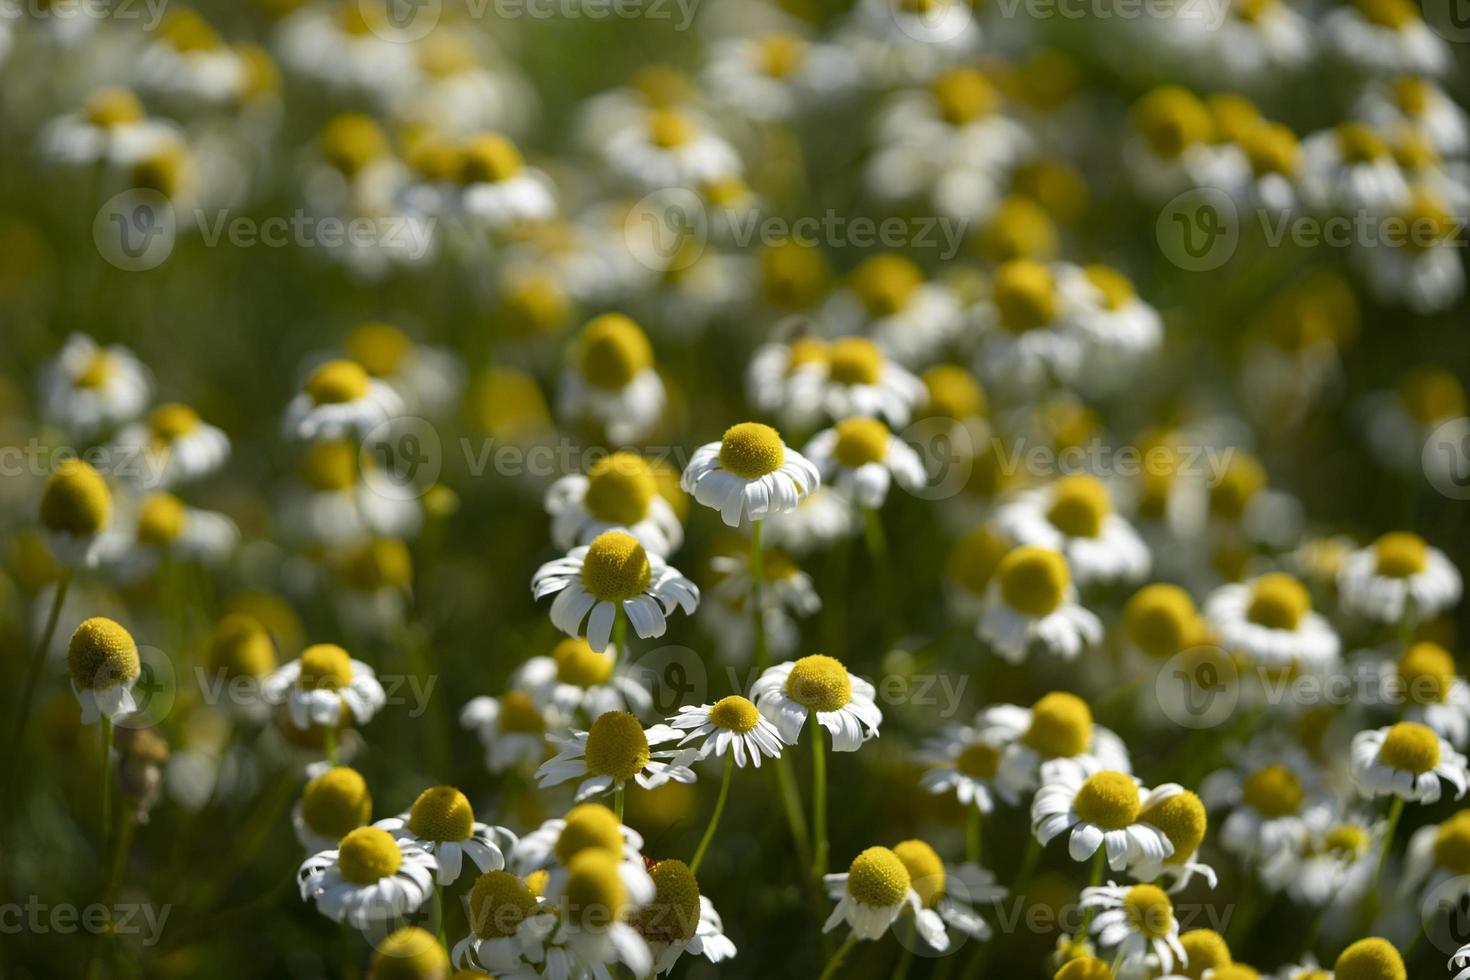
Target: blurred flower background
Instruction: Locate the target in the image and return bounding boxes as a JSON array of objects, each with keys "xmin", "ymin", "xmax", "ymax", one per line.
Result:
[{"xmin": 2, "ymin": 0, "xmax": 1470, "ymax": 977}]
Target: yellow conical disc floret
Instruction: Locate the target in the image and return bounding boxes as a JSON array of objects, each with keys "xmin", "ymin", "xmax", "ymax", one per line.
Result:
[
  {"xmin": 40, "ymin": 460, "xmax": 112, "ymax": 537},
  {"xmin": 998, "ymin": 546, "xmax": 1070, "ymax": 617},
  {"xmin": 68, "ymin": 617, "xmax": 140, "ymax": 692},
  {"xmin": 555, "ymin": 803, "xmax": 624, "ymax": 863},
  {"xmin": 947, "ymin": 526, "xmax": 1010, "ymax": 596},
  {"xmin": 1374, "ymin": 531, "xmax": 1428, "ymax": 578},
  {"xmin": 1177, "ymin": 929, "xmax": 1231, "ymax": 979},
  {"xmin": 1378, "ymin": 721, "xmax": 1440, "ymax": 774},
  {"xmin": 297, "ymin": 644, "xmax": 354, "ymax": 690},
  {"xmin": 1023, "ymin": 692, "xmax": 1092, "ymax": 758},
  {"xmin": 341, "ymin": 538, "xmax": 413, "ymax": 593},
  {"xmin": 460, "ymin": 133, "xmax": 524, "ymax": 184},
  {"xmin": 136, "ymin": 492, "xmax": 186, "ymax": 546},
  {"xmin": 562, "ymin": 849, "xmax": 628, "ymax": 926},
  {"xmin": 1122, "ymin": 884, "xmax": 1174, "ymax": 938},
  {"xmin": 1125, "ymin": 584, "xmax": 1199, "ymax": 659},
  {"xmin": 584, "ymin": 452, "xmax": 657, "ymax": 525},
  {"xmin": 582, "ymin": 711, "xmax": 650, "ymax": 781},
  {"xmin": 468, "ymin": 870, "xmax": 536, "ymax": 939},
  {"xmin": 407, "ymin": 786, "xmax": 475, "ymax": 843},
  {"xmin": 1433, "ymin": 811, "xmax": 1470, "ymax": 874},
  {"xmin": 1398, "ymin": 642, "xmax": 1455, "ymax": 705},
  {"xmin": 553, "ymin": 637, "xmax": 615, "ymax": 686},
  {"xmin": 347, "ymin": 322, "xmax": 411, "ymax": 377},
  {"xmin": 1246, "ymin": 573, "xmax": 1310, "ymax": 630},
  {"xmin": 993, "ymin": 260, "xmax": 1057, "ymax": 333},
  {"xmin": 496, "ymin": 690, "xmax": 545, "ymax": 734},
  {"xmin": 826, "ymin": 337, "xmax": 885, "ymax": 386},
  {"xmin": 301, "ymin": 766, "xmax": 372, "ymax": 840},
  {"xmin": 832, "ymin": 418, "xmax": 890, "ymax": 468},
  {"xmin": 1046, "ymin": 475, "xmax": 1111, "ymax": 538},
  {"xmin": 306, "ymin": 359, "xmax": 371, "ymax": 406},
  {"xmin": 209, "ymin": 613, "xmax": 277, "ymax": 679},
  {"xmin": 921, "ymin": 365, "xmax": 986, "ymax": 421},
  {"xmin": 1054, "ymin": 958, "xmax": 1114, "ymax": 980},
  {"xmin": 85, "ymin": 87, "xmax": 145, "ymax": 128},
  {"xmin": 1242, "ymin": 764, "xmax": 1302, "ymax": 817},
  {"xmin": 337, "ymin": 827, "xmax": 402, "ymax": 884},
  {"xmin": 1333, "ymin": 937, "xmax": 1406, "ymax": 980},
  {"xmin": 579, "ymin": 532, "xmax": 651, "ymax": 602},
  {"xmin": 850, "ymin": 254, "xmax": 922, "ymax": 317},
  {"xmin": 577, "ymin": 314, "xmax": 652, "ymax": 391},
  {"xmin": 320, "ymin": 114, "xmax": 386, "ymax": 177},
  {"xmin": 1073, "ymin": 772, "xmax": 1141, "ymax": 829},
  {"xmin": 1141, "ymin": 790, "xmax": 1207, "ymax": 862},
  {"xmin": 718, "ymin": 422, "xmax": 786, "ymax": 479},
  {"xmin": 368, "ymin": 926, "xmax": 448, "ymax": 980},
  {"xmin": 845, "ymin": 846, "xmax": 911, "ymax": 907},
  {"xmin": 148, "ymin": 403, "xmax": 201, "ymax": 442},
  {"xmin": 893, "ymin": 839, "xmax": 945, "ymax": 907},
  {"xmin": 785, "ymin": 654, "xmax": 852, "ymax": 712},
  {"xmin": 708, "ymin": 695, "xmax": 761, "ymax": 733},
  {"xmin": 634, "ymin": 859, "xmax": 701, "ymax": 942}
]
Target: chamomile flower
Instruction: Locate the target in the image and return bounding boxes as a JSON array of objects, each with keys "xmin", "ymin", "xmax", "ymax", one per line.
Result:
[
  {"xmin": 67, "ymin": 617, "xmax": 142, "ymax": 724},
  {"xmin": 1351, "ymin": 721, "xmax": 1469, "ymax": 803},
  {"xmin": 1338, "ymin": 531, "xmax": 1462, "ymax": 624},
  {"xmin": 282, "ymin": 358, "xmax": 403, "ymax": 443},
  {"xmin": 971, "ymin": 260, "xmax": 1088, "ymax": 390},
  {"xmin": 681, "ymin": 422, "xmax": 821, "ymax": 528},
  {"xmin": 792, "ymin": 337, "xmax": 928, "ymax": 430},
  {"xmin": 823, "ymin": 846, "xmax": 922, "ymax": 940},
  {"xmin": 1381, "ymin": 642, "xmax": 1470, "ymax": 747},
  {"xmin": 40, "ymin": 333, "xmax": 152, "ymax": 439},
  {"xmin": 804, "ymin": 418, "xmax": 926, "ymax": 509},
  {"xmin": 705, "ymin": 30, "xmax": 860, "ymax": 122},
  {"xmin": 1063, "ymin": 264, "xmax": 1164, "ymax": 392},
  {"xmin": 298, "ymin": 826, "xmax": 437, "ymax": 929},
  {"xmin": 280, "ymin": 439, "xmax": 422, "ymax": 546},
  {"xmin": 1032, "ymin": 765, "xmax": 1175, "ymax": 871},
  {"xmin": 1299, "ymin": 122, "xmax": 1410, "ymax": 214},
  {"xmin": 38, "ymin": 459, "xmax": 113, "ymax": 568},
  {"xmin": 1331, "ymin": 938, "xmax": 1407, "ymax": 980},
  {"xmin": 100, "ymin": 492, "xmax": 239, "ymax": 583},
  {"xmin": 839, "ymin": 0, "xmax": 981, "ymax": 85},
  {"xmin": 1204, "ymin": 573, "xmax": 1340, "ymax": 671},
  {"xmin": 558, "ymin": 314, "xmax": 666, "ymax": 445},
  {"xmin": 460, "ymin": 690, "xmax": 556, "ymax": 774},
  {"xmin": 1324, "ymin": 0, "xmax": 1450, "ymax": 76},
  {"xmin": 707, "ymin": 546, "xmax": 821, "ymax": 642},
  {"xmin": 1356, "ymin": 76, "xmax": 1469, "ymax": 157},
  {"xmin": 980, "ymin": 692, "xmax": 1133, "ymax": 794},
  {"xmin": 668, "ymin": 695, "xmax": 785, "ymax": 768},
  {"xmin": 892, "ymin": 840, "xmax": 1006, "ymax": 951},
  {"xmin": 1286, "ymin": 815, "xmax": 1384, "ymax": 908},
  {"xmin": 366, "ymin": 927, "xmax": 449, "ymax": 980},
  {"xmin": 136, "ymin": 10, "xmax": 249, "ymax": 108},
  {"xmin": 542, "ymin": 848, "xmax": 655, "ymax": 977},
  {"xmin": 451, "ymin": 869, "xmax": 557, "ymax": 976},
  {"xmin": 746, "ymin": 336, "xmax": 832, "ymax": 430},
  {"xmin": 454, "ymin": 133, "xmax": 556, "ymax": 229},
  {"xmin": 112, "ymin": 403, "xmax": 230, "ymax": 489},
  {"xmin": 292, "ymin": 765, "xmax": 372, "ymax": 854},
  {"xmin": 823, "ymin": 256, "xmax": 966, "ymax": 369},
  {"xmin": 1124, "ymin": 86, "xmax": 1239, "ymax": 198},
  {"xmin": 1200, "ymin": 739, "xmax": 1335, "ymax": 886},
  {"xmin": 1354, "ymin": 183, "xmax": 1466, "ymax": 314},
  {"xmin": 1078, "ymin": 882, "xmax": 1187, "ymax": 976},
  {"xmin": 979, "ymin": 546, "xmax": 1104, "ymax": 664},
  {"xmin": 751, "ymin": 653, "xmax": 883, "ymax": 751},
  {"xmin": 1125, "ymin": 786, "xmax": 1217, "ymax": 892},
  {"xmin": 273, "ymin": 1, "xmax": 418, "ymax": 102},
  {"xmin": 918, "ymin": 725, "xmax": 1019, "ymax": 814},
  {"xmin": 1401, "ymin": 809, "xmax": 1470, "ymax": 907},
  {"xmin": 262, "ymin": 643, "xmax": 386, "ymax": 730},
  {"xmin": 511, "ymin": 802, "xmax": 652, "ymax": 891},
  {"xmin": 995, "ymin": 476, "xmax": 1151, "ymax": 586},
  {"xmin": 600, "ymin": 108, "xmax": 742, "ymax": 192},
  {"xmin": 40, "ymin": 88, "xmax": 181, "ymax": 168},
  {"xmin": 545, "ymin": 451, "xmax": 684, "ymax": 556},
  {"xmin": 1361, "ymin": 366, "xmax": 1468, "ymax": 475},
  {"xmin": 335, "ymin": 322, "xmax": 464, "ymax": 418},
  {"xmin": 513, "ymin": 637, "xmax": 652, "ymax": 720},
  {"xmin": 206, "ymin": 613, "xmax": 277, "ymax": 722},
  {"xmin": 634, "ymin": 859, "xmax": 737, "ymax": 973},
  {"xmin": 534, "ymin": 710, "xmax": 698, "ymax": 801},
  {"xmin": 531, "ymin": 531, "xmax": 699, "ymax": 652},
  {"xmin": 375, "ymin": 786, "xmax": 515, "ymax": 886},
  {"xmin": 759, "ymin": 486, "xmax": 856, "ymax": 554}
]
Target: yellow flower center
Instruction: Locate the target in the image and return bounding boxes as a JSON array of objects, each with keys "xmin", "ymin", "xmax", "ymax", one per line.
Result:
[
  {"xmin": 1208, "ymin": 93, "xmax": 1261, "ymax": 142},
  {"xmin": 1379, "ymin": 721, "xmax": 1440, "ymax": 774},
  {"xmin": 496, "ymin": 690, "xmax": 545, "ymax": 734},
  {"xmin": 851, "ymin": 254, "xmax": 923, "ymax": 317},
  {"xmin": 757, "ymin": 32, "xmax": 806, "ymax": 78},
  {"xmin": 759, "ymin": 241, "xmax": 829, "ymax": 309},
  {"xmin": 1141, "ymin": 789, "xmax": 1207, "ymax": 863},
  {"xmin": 1434, "ymin": 812, "xmax": 1470, "ymax": 874},
  {"xmin": 893, "ymin": 839, "xmax": 946, "ymax": 908},
  {"xmin": 1398, "ymin": 642, "xmax": 1455, "ymax": 705},
  {"xmin": 826, "ymin": 337, "xmax": 885, "ymax": 387},
  {"xmin": 320, "ymin": 113, "xmax": 387, "ymax": 177},
  {"xmin": 785, "ymin": 654, "xmax": 852, "ymax": 713},
  {"xmin": 306, "ymin": 359, "xmax": 371, "ymax": 405},
  {"xmin": 921, "ymin": 365, "xmax": 986, "ymax": 421},
  {"xmin": 136, "ymin": 492, "xmax": 186, "ymax": 546},
  {"xmin": 407, "ymin": 786, "xmax": 475, "ymax": 843},
  {"xmin": 584, "ymin": 452, "xmax": 657, "ymax": 525},
  {"xmin": 1400, "ymin": 367, "xmax": 1467, "ymax": 423},
  {"xmin": 1357, "ymin": 0, "xmax": 1417, "ymax": 28},
  {"xmin": 1125, "ymin": 584, "xmax": 1198, "ymax": 660},
  {"xmin": 1134, "ymin": 86, "xmax": 1213, "ymax": 159},
  {"xmin": 1209, "ymin": 968, "xmax": 1262, "ymax": 980},
  {"xmin": 297, "ymin": 644, "xmax": 354, "ymax": 691},
  {"xmin": 553, "ymin": 637, "xmax": 615, "ymax": 687},
  {"xmin": 1209, "ymin": 452, "xmax": 1265, "ymax": 521},
  {"xmin": 340, "ymin": 538, "xmax": 412, "ymax": 593},
  {"xmin": 1374, "ymin": 531, "xmax": 1428, "ymax": 578},
  {"xmin": 300, "ymin": 440, "xmax": 359, "ymax": 493},
  {"xmin": 300, "ymin": 766, "xmax": 372, "ymax": 840},
  {"xmin": 993, "ymin": 260, "xmax": 1057, "ymax": 333},
  {"xmin": 709, "ymin": 695, "xmax": 761, "ymax": 733},
  {"xmin": 160, "ymin": 8, "xmax": 221, "ymax": 50},
  {"xmin": 148, "ymin": 403, "xmax": 201, "ymax": 442},
  {"xmin": 1072, "ymin": 771, "xmax": 1141, "ymax": 830},
  {"xmin": 67, "ymin": 617, "xmax": 140, "ymax": 692},
  {"xmin": 369, "ymin": 926, "xmax": 448, "ymax": 980},
  {"xmin": 460, "ymin": 133, "xmax": 524, "ymax": 184},
  {"xmin": 832, "ymin": 417, "xmax": 890, "ymax": 468},
  {"xmin": 631, "ymin": 65, "xmax": 690, "ymax": 106},
  {"xmin": 524, "ymin": 869, "xmax": 550, "ymax": 897},
  {"xmin": 579, "ymin": 531, "xmax": 651, "ymax": 603},
  {"xmin": 1023, "ymin": 692, "xmax": 1093, "ymax": 758},
  {"xmin": 40, "ymin": 459, "xmax": 112, "ymax": 537},
  {"xmin": 1013, "ymin": 158, "xmax": 1089, "ymax": 224},
  {"xmin": 718, "ymin": 422, "xmax": 787, "ymax": 479},
  {"xmin": 131, "ymin": 146, "xmax": 186, "ymax": 199},
  {"xmin": 1054, "ymin": 958, "xmax": 1114, "ymax": 980},
  {"xmin": 846, "ymin": 846, "xmax": 911, "ymax": 908},
  {"xmin": 1242, "ymin": 764, "xmax": 1303, "ymax": 818},
  {"xmin": 634, "ymin": 859, "xmax": 702, "ymax": 942},
  {"xmin": 583, "ymin": 711, "xmax": 651, "ymax": 781},
  {"xmin": 947, "ymin": 526, "xmax": 1009, "ymax": 596},
  {"xmin": 501, "ymin": 273, "xmax": 569, "ymax": 336},
  {"xmin": 577, "ymin": 314, "xmax": 653, "ymax": 390},
  {"xmin": 1245, "ymin": 573, "xmax": 1311, "ymax": 631},
  {"xmin": 1123, "ymin": 884, "xmax": 1174, "ymax": 940},
  {"xmin": 209, "ymin": 613, "xmax": 277, "ymax": 679},
  {"xmin": 1336, "ymin": 121, "xmax": 1388, "ymax": 164},
  {"xmin": 1046, "ymin": 475, "xmax": 1112, "ymax": 538},
  {"xmin": 84, "ymin": 87, "xmax": 145, "ymax": 128},
  {"xmin": 1324, "ymin": 824, "xmax": 1369, "ymax": 859},
  {"xmin": 563, "ymin": 849, "xmax": 628, "ymax": 927},
  {"xmin": 418, "ymin": 33, "xmax": 476, "ymax": 77},
  {"xmin": 468, "ymin": 870, "xmax": 536, "ymax": 939},
  {"xmin": 1082, "ymin": 265, "xmax": 1135, "ymax": 311},
  {"xmin": 555, "ymin": 803, "xmax": 624, "ymax": 863},
  {"xmin": 648, "ymin": 109, "xmax": 696, "ymax": 148},
  {"xmin": 1178, "ymin": 929, "xmax": 1232, "ymax": 978},
  {"xmin": 1241, "ymin": 122, "xmax": 1301, "ymax": 178},
  {"xmin": 347, "ymin": 323, "xmax": 411, "ymax": 377},
  {"xmin": 337, "ymin": 827, "xmax": 402, "ymax": 885},
  {"xmin": 932, "ymin": 67, "xmax": 997, "ymax": 125},
  {"xmin": 998, "ymin": 546, "xmax": 1070, "ymax": 617},
  {"xmin": 955, "ymin": 741, "xmax": 1002, "ymax": 780},
  {"xmin": 1333, "ymin": 937, "xmax": 1406, "ymax": 980}
]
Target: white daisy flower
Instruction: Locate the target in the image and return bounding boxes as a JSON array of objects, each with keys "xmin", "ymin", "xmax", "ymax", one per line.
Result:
[
  {"xmin": 600, "ymin": 108, "xmax": 742, "ymax": 192},
  {"xmin": 279, "ymin": 439, "xmax": 422, "ymax": 547},
  {"xmin": 804, "ymin": 418, "xmax": 926, "ymax": 510},
  {"xmin": 979, "ymin": 693, "xmax": 1133, "ymax": 795},
  {"xmin": 1123, "ymin": 86, "xmax": 1244, "ymax": 200},
  {"xmin": 273, "ymin": 2, "xmax": 418, "ymax": 102},
  {"xmin": 1354, "ymin": 184, "xmax": 1466, "ymax": 315},
  {"xmin": 1299, "ymin": 122, "xmax": 1411, "ymax": 214},
  {"xmin": 648, "ymin": 891, "xmax": 736, "ymax": 974},
  {"xmin": 67, "ymin": 617, "xmax": 142, "ymax": 724},
  {"xmin": 1061, "ymin": 264, "xmax": 1164, "ymax": 393},
  {"xmin": 558, "ymin": 314, "xmax": 666, "ymax": 446},
  {"xmin": 746, "ymin": 337, "xmax": 834, "ymax": 431},
  {"xmin": 708, "ymin": 546, "xmax": 821, "ymax": 626},
  {"xmin": 705, "ymin": 29, "xmax": 860, "ymax": 122},
  {"xmin": 759, "ymin": 486, "xmax": 857, "ymax": 555},
  {"xmin": 535, "ymin": 711, "xmax": 698, "ymax": 801},
  {"xmin": 291, "ymin": 765, "xmax": 372, "ymax": 855},
  {"xmin": 1339, "ymin": 531, "xmax": 1462, "ymax": 624},
  {"xmin": 1032, "ymin": 764, "xmax": 1175, "ymax": 872},
  {"xmin": 282, "ymin": 359, "xmax": 403, "ymax": 443},
  {"xmin": 540, "ymin": 848, "xmax": 656, "ymax": 978},
  {"xmin": 531, "ymin": 531, "xmax": 700, "ymax": 653},
  {"xmin": 375, "ymin": 786, "xmax": 515, "ymax": 886},
  {"xmin": 1204, "ymin": 572, "xmax": 1340, "ymax": 671},
  {"xmin": 1376, "ymin": 642, "xmax": 1470, "ymax": 748},
  {"xmin": 789, "ymin": 337, "xmax": 929, "ymax": 430},
  {"xmin": 392, "ymin": 34, "xmax": 533, "ymax": 138},
  {"xmin": 891, "ymin": 841, "xmax": 1006, "ymax": 952},
  {"xmin": 669, "ymin": 695, "xmax": 785, "ymax": 768},
  {"xmin": 511, "ymin": 802, "xmax": 651, "ymax": 885},
  {"xmin": 1324, "ymin": 0, "xmax": 1451, "ymax": 76},
  {"xmin": 336, "ymin": 321, "xmax": 465, "ymax": 418},
  {"xmin": 839, "ymin": 0, "xmax": 981, "ymax": 85},
  {"xmin": 455, "ymin": 133, "xmax": 557, "ymax": 228},
  {"xmin": 450, "ymin": 869, "xmax": 560, "ymax": 978},
  {"xmin": 136, "ymin": 10, "xmax": 249, "ymax": 107},
  {"xmin": 822, "ymin": 256, "xmax": 966, "ymax": 369},
  {"xmin": 40, "ymin": 333, "xmax": 152, "ymax": 439},
  {"xmin": 1351, "ymin": 721, "xmax": 1469, "ymax": 803},
  {"xmin": 112, "ymin": 403, "xmax": 230, "ymax": 489},
  {"xmin": 1360, "ymin": 366, "xmax": 1467, "ymax": 475},
  {"xmin": 978, "ymin": 546, "xmax": 1104, "ymax": 664},
  {"xmin": 1357, "ymin": 76, "xmax": 1469, "ymax": 157},
  {"xmin": 1123, "ymin": 785, "xmax": 1217, "ymax": 893},
  {"xmin": 1078, "ymin": 882, "xmax": 1187, "ymax": 976},
  {"xmin": 38, "ymin": 459, "xmax": 113, "ymax": 569},
  {"xmin": 513, "ymin": 637, "xmax": 653, "ymax": 721},
  {"xmin": 1286, "ymin": 815, "xmax": 1384, "ymax": 908},
  {"xmin": 39, "ymin": 88, "xmax": 182, "ymax": 168},
  {"xmin": 1190, "ymin": 0, "xmax": 1315, "ymax": 85},
  {"xmin": 970, "ymin": 260, "xmax": 1089, "ymax": 391},
  {"xmin": 298, "ymin": 826, "xmax": 436, "ymax": 929},
  {"xmin": 544, "ymin": 451, "xmax": 684, "ymax": 557},
  {"xmin": 98, "ymin": 492, "xmax": 238, "ymax": 584},
  {"xmin": 823, "ymin": 846, "xmax": 923, "ymax": 940},
  {"xmin": 751, "ymin": 654, "xmax": 883, "ymax": 751},
  {"xmin": 460, "ymin": 690, "xmax": 556, "ymax": 774},
  {"xmin": 917, "ymin": 724, "xmax": 1019, "ymax": 815},
  {"xmin": 262, "ymin": 643, "xmax": 386, "ymax": 730},
  {"xmin": 681, "ymin": 422, "xmax": 821, "ymax": 528},
  {"xmin": 995, "ymin": 475, "xmax": 1151, "ymax": 587},
  {"xmin": 1400, "ymin": 809, "xmax": 1470, "ymax": 908}
]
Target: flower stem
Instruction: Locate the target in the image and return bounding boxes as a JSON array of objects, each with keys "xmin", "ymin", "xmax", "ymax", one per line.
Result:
[
  {"xmin": 818, "ymin": 934, "xmax": 859, "ymax": 980},
  {"xmin": 862, "ymin": 508, "xmax": 896, "ymax": 643},
  {"xmin": 811, "ymin": 724, "xmax": 829, "ymax": 884},
  {"xmin": 14, "ymin": 569, "xmax": 71, "ymax": 748},
  {"xmin": 323, "ymin": 723, "xmax": 338, "ymax": 766},
  {"xmin": 750, "ymin": 519, "xmax": 769, "ymax": 672},
  {"xmin": 1075, "ymin": 849, "xmax": 1107, "ymax": 938},
  {"xmin": 1361, "ymin": 795, "xmax": 1405, "ymax": 930},
  {"xmin": 966, "ymin": 807, "xmax": 983, "ymax": 865},
  {"xmin": 99, "ymin": 714, "xmax": 114, "ymax": 845},
  {"xmin": 612, "ymin": 604, "xmax": 628, "ymax": 664},
  {"xmin": 432, "ymin": 883, "xmax": 447, "ymax": 948},
  {"xmin": 691, "ymin": 754, "xmax": 734, "ymax": 874},
  {"xmin": 771, "ymin": 754, "xmax": 811, "ymax": 869},
  {"xmin": 613, "ymin": 781, "xmax": 625, "ymax": 822}
]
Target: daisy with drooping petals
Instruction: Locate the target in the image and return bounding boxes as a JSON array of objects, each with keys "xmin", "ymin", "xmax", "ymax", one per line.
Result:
[
  {"xmin": 890, "ymin": 839, "xmax": 1006, "ymax": 952},
  {"xmin": 298, "ymin": 826, "xmax": 437, "ymax": 929},
  {"xmin": 280, "ymin": 439, "xmax": 423, "ymax": 547},
  {"xmin": 746, "ymin": 336, "xmax": 832, "ymax": 431},
  {"xmin": 759, "ymin": 486, "xmax": 856, "ymax": 555},
  {"xmin": 67, "ymin": 616, "xmax": 143, "ymax": 724},
  {"xmin": 513, "ymin": 636, "xmax": 652, "ymax": 720},
  {"xmin": 558, "ymin": 314, "xmax": 666, "ymax": 445},
  {"xmin": 545, "ymin": 451, "xmax": 684, "ymax": 556},
  {"xmin": 599, "ymin": 108, "xmax": 742, "ymax": 193},
  {"xmin": 112, "ymin": 403, "xmax": 230, "ymax": 489},
  {"xmin": 1124, "ymin": 786, "xmax": 1218, "ymax": 892},
  {"xmin": 642, "ymin": 880, "xmax": 736, "ymax": 974},
  {"xmin": 1286, "ymin": 815, "xmax": 1384, "ymax": 908},
  {"xmin": 1032, "ymin": 764, "xmax": 1175, "ymax": 871},
  {"xmin": 804, "ymin": 418, "xmax": 926, "ymax": 510},
  {"xmin": 1379, "ymin": 642, "xmax": 1470, "ymax": 747},
  {"xmin": 970, "ymin": 260, "xmax": 1089, "ymax": 391},
  {"xmin": 704, "ymin": 546, "xmax": 822, "ymax": 663},
  {"xmin": 823, "ymin": 846, "xmax": 922, "ymax": 941},
  {"xmin": 1324, "ymin": 0, "xmax": 1451, "ymax": 76},
  {"xmin": 39, "ymin": 459, "xmax": 113, "ymax": 569},
  {"xmin": 338, "ymin": 321, "xmax": 465, "ymax": 418},
  {"xmin": 751, "ymin": 654, "xmax": 883, "ymax": 752},
  {"xmin": 535, "ymin": 710, "xmax": 697, "ymax": 802},
  {"xmin": 460, "ymin": 689, "xmax": 557, "ymax": 774},
  {"xmin": 262, "ymin": 643, "xmax": 386, "ymax": 732},
  {"xmin": 541, "ymin": 848, "xmax": 656, "ymax": 978},
  {"xmin": 979, "ymin": 546, "xmax": 1104, "ymax": 664},
  {"xmin": 455, "ymin": 132, "xmax": 557, "ymax": 229},
  {"xmin": 511, "ymin": 801, "xmax": 651, "ymax": 888},
  {"xmin": 451, "ymin": 868, "xmax": 558, "ymax": 977},
  {"xmin": 669, "ymin": 695, "xmax": 785, "ymax": 769},
  {"xmin": 282, "ymin": 358, "xmax": 403, "ymax": 442},
  {"xmin": 681, "ymin": 422, "xmax": 821, "ymax": 529},
  {"xmin": 1337, "ymin": 531, "xmax": 1462, "ymax": 625},
  {"xmin": 798, "ymin": 337, "xmax": 929, "ymax": 430},
  {"xmin": 99, "ymin": 492, "xmax": 239, "ymax": 584},
  {"xmin": 531, "ymin": 531, "xmax": 699, "ymax": 653},
  {"xmin": 1204, "ymin": 572, "xmax": 1340, "ymax": 672},
  {"xmin": 40, "ymin": 88, "xmax": 181, "ymax": 168},
  {"xmin": 995, "ymin": 475, "xmax": 1151, "ymax": 586},
  {"xmin": 1078, "ymin": 882, "xmax": 1187, "ymax": 976},
  {"xmin": 981, "ymin": 692, "xmax": 1133, "ymax": 794},
  {"xmin": 917, "ymin": 724, "xmax": 1019, "ymax": 815},
  {"xmin": 292, "ymin": 765, "xmax": 371, "ymax": 854},
  {"xmin": 375, "ymin": 786, "xmax": 515, "ymax": 886},
  {"xmin": 40, "ymin": 333, "xmax": 152, "ymax": 439},
  {"xmin": 822, "ymin": 255, "xmax": 966, "ymax": 369},
  {"xmin": 1350, "ymin": 721, "xmax": 1469, "ymax": 804}
]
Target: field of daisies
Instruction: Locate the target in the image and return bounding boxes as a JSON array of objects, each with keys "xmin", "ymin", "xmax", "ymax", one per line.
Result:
[{"xmin": 7, "ymin": 0, "xmax": 1470, "ymax": 978}]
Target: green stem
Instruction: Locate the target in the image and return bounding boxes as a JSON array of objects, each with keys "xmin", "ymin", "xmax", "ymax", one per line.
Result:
[
  {"xmin": 818, "ymin": 934, "xmax": 859, "ymax": 980},
  {"xmin": 891, "ymin": 920, "xmax": 916, "ymax": 980},
  {"xmin": 14, "ymin": 569, "xmax": 71, "ymax": 748},
  {"xmin": 966, "ymin": 807, "xmax": 983, "ymax": 864},
  {"xmin": 100, "ymin": 715, "xmax": 114, "ymax": 845},
  {"xmin": 323, "ymin": 723, "xmax": 338, "ymax": 766},
  {"xmin": 1075, "ymin": 849, "xmax": 1107, "ymax": 938},
  {"xmin": 750, "ymin": 520, "xmax": 769, "ymax": 672},
  {"xmin": 690, "ymin": 754, "xmax": 734, "ymax": 874},
  {"xmin": 612, "ymin": 605, "xmax": 628, "ymax": 663},
  {"xmin": 433, "ymin": 884, "xmax": 447, "ymax": 948},
  {"xmin": 613, "ymin": 782, "xmax": 625, "ymax": 822},
  {"xmin": 862, "ymin": 508, "xmax": 895, "ymax": 642},
  {"xmin": 771, "ymin": 754, "xmax": 811, "ymax": 868},
  {"xmin": 811, "ymin": 724, "xmax": 829, "ymax": 884},
  {"xmin": 1360, "ymin": 796, "xmax": 1405, "ymax": 930}
]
